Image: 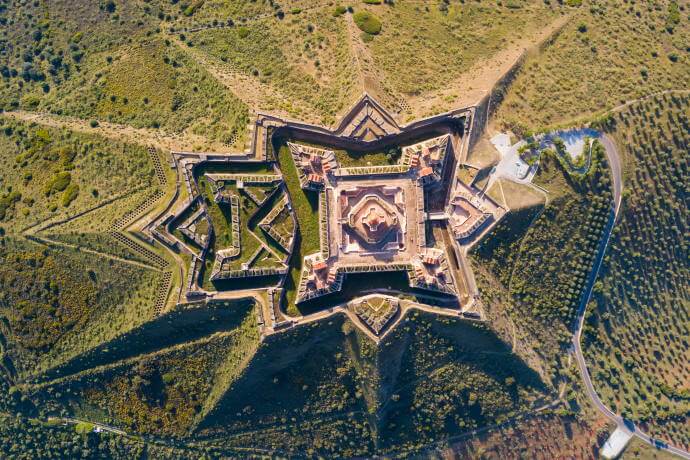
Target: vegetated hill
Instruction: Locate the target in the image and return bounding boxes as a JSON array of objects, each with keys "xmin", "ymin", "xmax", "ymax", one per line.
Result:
[
  {"xmin": 450, "ymin": 412, "xmax": 612, "ymax": 458},
  {"xmin": 362, "ymin": 0, "xmax": 560, "ymax": 95},
  {"xmin": 192, "ymin": 8, "xmax": 359, "ymax": 125},
  {"xmin": 194, "ymin": 312, "xmax": 547, "ymax": 457},
  {"xmin": 0, "ymin": 0, "xmax": 154, "ymax": 109},
  {"xmin": 0, "ymin": 0, "xmax": 248, "ymax": 146},
  {"xmin": 472, "ymin": 142, "xmax": 613, "ymax": 381},
  {"xmin": 496, "ymin": 0, "xmax": 690, "ymax": 131},
  {"xmin": 0, "ymin": 118, "xmax": 156, "ymax": 234},
  {"xmin": 0, "ymin": 238, "xmax": 162, "ymax": 379},
  {"xmin": 583, "ymin": 94, "xmax": 689, "ymax": 447},
  {"xmin": 29, "ymin": 302, "xmax": 260, "ymax": 438},
  {"xmin": 48, "ymin": 37, "xmax": 249, "ymax": 145},
  {"xmin": 0, "ymin": 414, "xmax": 207, "ymax": 458}
]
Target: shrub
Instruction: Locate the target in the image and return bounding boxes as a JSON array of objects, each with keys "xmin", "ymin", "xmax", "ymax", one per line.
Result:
[
  {"xmin": 75, "ymin": 422, "xmax": 94, "ymax": 434},
  {"xmin": 44, "ymin": 171, "xmax": 72, "ymax": 195},
  {"xmin": 353, "ymin": 11, "xmax": 382, "ymax": 35},
  {"xmin": 61, "ymin": 183, "xmax": 79, "ymax": 207},
  {"xmin": 237, "ymin": 27, "xmax": 250, "ymax": 39},
  {"xmin": 333, "ymin": 5, "xmax": 347, "ymax": 16},
  {"xmin": 89, "ymin": 120, "xmax": 99, "ymax": 128},
  {"xmin": 577, "ymin": 22, "xmax": 588, "ymax": 33}
]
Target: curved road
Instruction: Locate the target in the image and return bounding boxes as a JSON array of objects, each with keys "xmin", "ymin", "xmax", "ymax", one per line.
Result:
[{"xmin": 572, "ymin": 134, "xmax": 690, "ymax": 459}]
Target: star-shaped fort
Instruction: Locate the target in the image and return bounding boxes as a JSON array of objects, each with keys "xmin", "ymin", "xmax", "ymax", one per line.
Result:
[{"xmin": 142, "ymin": 94, "xmax": 505, "ymax": 340}]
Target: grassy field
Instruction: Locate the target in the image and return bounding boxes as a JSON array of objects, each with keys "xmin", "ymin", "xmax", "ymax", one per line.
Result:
[
  {"xmin": 192, "ymin": 6, "xmax": 358, "ymax": 125},
  {"xmin": 495, "ymin": 0, "xmax": 690, "ymax": 131},
  {"xmin": 275, "ymin": 140, "xmax": 321, "ymax": 315},
  {"xmin": 0, "ymin": 118, "xmax": 155, "ymax": 233},
  {"xmin": 583, "ymin": 94, "xmax": 689, "ymax": 447},
  {"xmin": 364, "ymin": 1, "xmax": 560, "ymax": 95}
]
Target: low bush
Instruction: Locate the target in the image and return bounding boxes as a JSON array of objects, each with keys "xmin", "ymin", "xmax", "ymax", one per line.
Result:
[
  {"xmin": 43, "ymin": 171, "xmax": 71, "ymax": 195},
  {"xmin": 61, "ymin": 183, "xmax": 79, "ymax": 207},
  {"xmin": 353, "ymin": 11, "xmax": 382, "ymax": 35}
]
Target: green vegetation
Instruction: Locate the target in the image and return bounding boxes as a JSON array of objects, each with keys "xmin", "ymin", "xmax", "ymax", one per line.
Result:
[
  {"xmin": 195, "ymin": 11, "xmax": 358, "ymax": 125},
  {"xmin": 275, "ymin": 140, "xmax": 321, "ymax": 314},
  {"xmin": 0, "ymin": 0, "xmax": 687, "ymax": 456},
  {"xmin": 0, "ymin": 118, "xmax": 155, "ymax": 233},
  {"xmin": 197, "ymin": 312, "xmax": 546, "ymax": 456},
  {"xmin": 33, "ymin": 301, "xmax": 259, "ymax": 437},
  {"xmin": 365, "ymin": 1, "xmax": 559, "ymax": 97},
  {"xmin": 473, "ymin": 141, "xmax": 612, "ymax": 378},
  {"xmin": 0, "ymin": 414, "xmax": 214, "ymax": 458},
  {"xmin": 52, "ymin": 39, "xmax": 249, "ymax": 145},
  {"xmin": 354, "ymin": 11, "xmax": 382, "ymax": 35},
  {"xmin": 74, "ymin": 421, "xmax": 94, "ymax": 434},
  {"xmin": 292, "ymin": 139, "xmax": 401, "ymax": 168},
  {"xmin": 583, "ymin": 94, "xmax": 690, "ymax": 446},
  {"xmin": 188, "ymin": 163, "xmax": 284, "ymax": 289},
  {"xmin": 60, "ymin": 183, "xmax": 79, "ymax": 207},
  {"xmin": 0, "ymin": 238, "xmax": 161, "ymax": 379}
]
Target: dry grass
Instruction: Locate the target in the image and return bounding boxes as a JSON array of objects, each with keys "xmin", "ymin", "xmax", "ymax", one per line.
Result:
[{"xmin": 496, "ymin": 0, "xmax": 690, "ymax": 130}]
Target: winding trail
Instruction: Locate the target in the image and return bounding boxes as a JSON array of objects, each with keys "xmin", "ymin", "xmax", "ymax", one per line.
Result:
[{"xmin": 572, "ymin": 134, "xmax": 690, "ymax": 459}]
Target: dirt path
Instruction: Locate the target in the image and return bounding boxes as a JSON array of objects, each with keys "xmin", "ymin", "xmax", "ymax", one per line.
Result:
[
  {"xmin": 408, "ymin": 15, "xmax": 571, "ymax": 116},
  {"xmin": 1, "ymin": 110, "xmax": 222, "ymax": 152},
  {"xmin": 608, "ymin": 89, "xmax": 690, "ymax": 114}
]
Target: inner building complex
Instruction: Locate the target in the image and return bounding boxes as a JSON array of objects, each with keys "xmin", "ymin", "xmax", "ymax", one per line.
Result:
[{"xmin": 144, "ymin": 95, "xmax": 505, "ymax": 339}]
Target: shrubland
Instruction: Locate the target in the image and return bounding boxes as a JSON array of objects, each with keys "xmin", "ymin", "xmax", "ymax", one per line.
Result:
[
  {"xmin": 0, "ymin": 118, "xmax": 155, "ymax": 233},
  {"xmin": 195, "ymin": 312, "xmax": 547, "ymax": 457},
  {"xmin": 0, "ymin": 238, "xmax": 161, "ymax": 379}
]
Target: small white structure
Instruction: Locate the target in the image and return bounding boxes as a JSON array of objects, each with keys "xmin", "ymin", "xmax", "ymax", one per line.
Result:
[
  {"xmin": 601, "ymin": 427, "xmax": 633, "ymax": 459},
  {"xmin": 489, "ymin": 133, "xmax": 535, "ymax": 183}
]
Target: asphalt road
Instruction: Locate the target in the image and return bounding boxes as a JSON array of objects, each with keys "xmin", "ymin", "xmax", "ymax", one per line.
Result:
[{"xmin": 572, "ymin": 135, "xmax": 690, "ymax": 459}]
